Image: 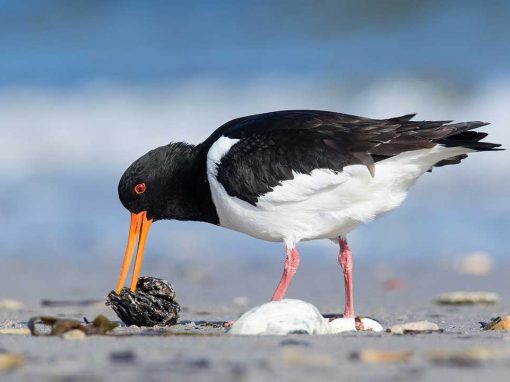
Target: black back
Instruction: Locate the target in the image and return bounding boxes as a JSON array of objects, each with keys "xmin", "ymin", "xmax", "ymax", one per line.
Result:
[{"xmin": 197, "ymin": 110, "xmax": 501, "ymax": 205}]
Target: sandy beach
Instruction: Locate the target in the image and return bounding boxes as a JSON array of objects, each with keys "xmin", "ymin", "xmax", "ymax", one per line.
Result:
[{"xmin": 1, "ymin": 255, "xmax": 509, "ymax": 382}]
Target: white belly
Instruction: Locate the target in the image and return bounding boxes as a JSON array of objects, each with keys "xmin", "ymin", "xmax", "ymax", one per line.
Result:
[
  {"xmin": 208, "ymin": 166, "xmax": 406, "ymax": 243},
  {"xmin": 207, "ymin": 137, "xmax": 472, "ymax": 244}
]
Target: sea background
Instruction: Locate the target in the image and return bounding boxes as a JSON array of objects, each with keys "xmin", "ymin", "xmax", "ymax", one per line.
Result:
[{"xmin": 0, "ymin": 1, "xmax": 508, "ymax": 272}]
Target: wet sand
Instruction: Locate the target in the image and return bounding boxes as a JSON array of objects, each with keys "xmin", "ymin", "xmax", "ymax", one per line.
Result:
[{"xmin": 1, "ymin": 256, "xmax": 510, "ymax": 381}]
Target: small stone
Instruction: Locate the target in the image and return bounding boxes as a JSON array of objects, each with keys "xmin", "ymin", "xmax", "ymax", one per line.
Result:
[
  {"xmin": 456, "ymin": 251, "xmax": 493, "ymax": 276},
  {"xmin": 351, "ymin": 349, "xmax": 413, "ymax": 363},
  {"xmin": 428, "ymin": 347, "xmax": 509, "ymax": 366},
  {"xmin": 482, "ymin": 316, "xmax": 510, "ymax": 331},
  {"xmin": 61, "ymin": 329, "xmax": 86, "ymax": 340},
  {"xmin": 387, "ymin": 321, "xmax": 440, "ymax": 334},
  {"xmin": 106, "ymin": 276, "xmax": 180, "ymax": 327},
  {"xmin": 435, "ymin": 291, "xmax": 499, "ymax": 305},
  {"xmin": 0, "ymin": 353, "xmax": 24, "ymax": 371},
  {"xmin": 0, "ymin": 299, "xmax": 23, "ymax": 310}
]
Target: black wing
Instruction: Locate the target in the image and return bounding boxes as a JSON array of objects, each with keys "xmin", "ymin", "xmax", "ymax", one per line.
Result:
[{"xmin": 199, "ymin": 110, "xmax": 500, "ymax": 206}]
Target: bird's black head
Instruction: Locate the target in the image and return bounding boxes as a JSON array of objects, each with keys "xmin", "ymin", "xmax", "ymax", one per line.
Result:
[
  {"xmin": 118, "ymin": 142, "xmax": 198, "ymax": 221},
  {"xmin": 116, "ymin": 141, "xmax": 218, "ymax": 294},
  {"xmin": 116, "ymin": 142, "xmax": 205, "ymax": 293}
]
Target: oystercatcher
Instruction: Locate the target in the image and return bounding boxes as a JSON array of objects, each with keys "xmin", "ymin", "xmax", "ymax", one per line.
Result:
[{"xmin": 116, "ymin": 110, "xmax": 501, "ymax": 318}]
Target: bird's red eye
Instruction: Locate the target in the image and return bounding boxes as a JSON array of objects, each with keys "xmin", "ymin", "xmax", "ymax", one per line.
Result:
[{"xmin": 134, "ymin": 183, "xmax": 146, "ymax": 194}]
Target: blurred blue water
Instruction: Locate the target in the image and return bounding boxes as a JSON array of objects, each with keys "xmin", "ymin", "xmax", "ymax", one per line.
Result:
[
  {"xmin": 1, "ymin": 1, "xmax": 509, "ymax": 86},
  {"xmin": 0, "ymin": 1, "xmax": 508, "ymax": 263}
]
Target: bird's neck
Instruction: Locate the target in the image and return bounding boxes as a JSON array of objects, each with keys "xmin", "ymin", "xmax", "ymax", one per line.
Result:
[{"xmin": 163, "ymin": 145, "xmax": 219, "ymax": 225}]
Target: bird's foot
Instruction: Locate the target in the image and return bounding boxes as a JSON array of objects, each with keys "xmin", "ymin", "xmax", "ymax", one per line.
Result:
[{"xmin": 328, "ymin": 316, "xmax": 383, "ymax": 333}]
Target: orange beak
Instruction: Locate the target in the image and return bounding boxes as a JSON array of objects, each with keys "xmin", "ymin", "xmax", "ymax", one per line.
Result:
[{"xmin": 116, "ymin": 211, "xmax": 153, "ymax": 293}]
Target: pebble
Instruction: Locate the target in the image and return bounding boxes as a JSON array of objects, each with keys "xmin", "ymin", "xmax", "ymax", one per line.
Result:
[
  {"xmin": 61, "ymin": 329, "xmax": 87, "ymax": 340},
  {"xmin": 0, "ymin": 299, "xmax": 23, "ymax": 310},
  {"xmin": 435, "ymin": 291, "xmax": 500, "ymax": 305},
  {"xmin": 0, "ymin": 353, "xmax": 24, "ymax": 371},
  {"xmin": 482, "ymin": 316, "xmax": 510, "ymax": 331},
  {"xmin": 387, "ymin": 321, "xmax": 440, "ymax": 334},
  {"xmin": 351, "ymin": 349, "xmax": 413, "ymax": 363},
  {"xmin": 456, "ymin": 251, "xmax": 493, "ymax": 276},
  {"xmin": 428, "ymin": 347, "xmax": 510, "ymax": 366}
]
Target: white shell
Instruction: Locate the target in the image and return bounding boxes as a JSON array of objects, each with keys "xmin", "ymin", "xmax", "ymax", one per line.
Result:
[
  {"xmin": 228, "ymin": 299, "xmax": 329, "ymax": 335},
  {"xmin": 227, "ymin": 299, "xmax": 384, "ymax": 335},
  {"xmin": 329, "ymin": 317, "xmax": 384, "ymax": 333}
]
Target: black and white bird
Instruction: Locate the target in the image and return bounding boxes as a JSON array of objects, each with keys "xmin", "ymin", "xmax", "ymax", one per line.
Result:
[{"xmin": 116, "ymin": 110, "xmax": 501, "ymax": 318}]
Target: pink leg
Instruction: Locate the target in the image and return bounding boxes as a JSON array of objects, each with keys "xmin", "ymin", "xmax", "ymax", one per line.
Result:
[
  {"xmin": 339, "ymin": 237, "xmax": 354, "ymax": 318},
  {"xmin": 271, "ymin": 245, "xmax": 300, "ymax": 301}
]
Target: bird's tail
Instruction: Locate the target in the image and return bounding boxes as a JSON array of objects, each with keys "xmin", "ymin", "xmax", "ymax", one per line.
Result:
[
  {"xmin": 432, "ymin": 121, "xmax": 502, "ymax": 168},
  {"xmin": 437, "ymin": 121, "xmax": 502, "ymax": 151}
]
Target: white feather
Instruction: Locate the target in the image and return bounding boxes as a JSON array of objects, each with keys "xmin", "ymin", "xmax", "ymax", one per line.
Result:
[
  {"xmin": 207, "ymin": 136, "xmax": 473, "ymax": 243},
  {"xmin": 257, "ymin": 168, "xmax": 347, "ymax": 205},
  {"xmin": 206, "ymin": 135, "xmax": 240, "ymax": 177}
]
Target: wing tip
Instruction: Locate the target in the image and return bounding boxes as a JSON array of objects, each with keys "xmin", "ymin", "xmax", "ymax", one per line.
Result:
[{"xmin": 387, "ymin": 113, "xmax": 417, "ymax": 123}]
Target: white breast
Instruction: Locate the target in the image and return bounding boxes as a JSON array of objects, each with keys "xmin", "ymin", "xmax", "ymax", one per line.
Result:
[{"xmin": 207, "ymin": 136, "xmax": 472, "ymax": 244}]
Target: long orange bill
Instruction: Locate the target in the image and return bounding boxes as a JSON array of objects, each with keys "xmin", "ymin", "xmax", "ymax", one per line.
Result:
[{"xmin": 116, "ymin": 211, "xmax": 153, "ymax": 293}]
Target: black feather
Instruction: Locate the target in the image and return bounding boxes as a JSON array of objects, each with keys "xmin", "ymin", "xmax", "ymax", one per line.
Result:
[{"xmin": 198, "ymin": 110, "xmax": 502, "ymax": 206}]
